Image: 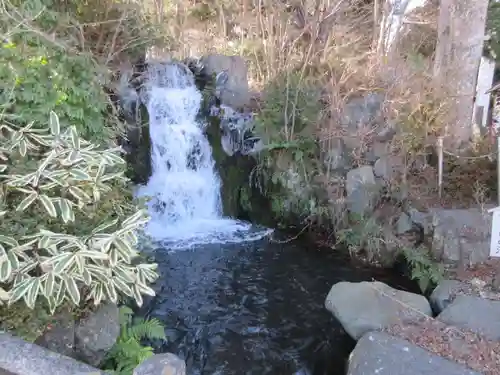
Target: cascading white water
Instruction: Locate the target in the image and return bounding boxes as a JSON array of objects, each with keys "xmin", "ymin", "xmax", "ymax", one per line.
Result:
[{"xmin": 136, "ymin": 62, "xmax": 271, "ymax": 248}]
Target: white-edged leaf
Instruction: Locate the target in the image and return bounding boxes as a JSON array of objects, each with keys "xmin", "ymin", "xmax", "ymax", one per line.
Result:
[
  {"xmin": 104, "ymin": 281, "xmax": 117, "ymax": 303},
  {"xmin": 49, "ymin": 111, "xmax": 60, "ymax": 136},
  {"xmin": 82, "ymin": 269, "xmax": 92, "ymax": 286},
  {"xmin": 16, "ymin": 191, "xmax": 38, "ymax": 212},
  {"xmin": 56, "ymin": 282, "xmax": 66, "ymax": 305},
  {"xmin": 76, "ymin": 250, "xmax": 108, "ymax": 260},
  {"xmin": 58, "ymin": 199, "xmax": 73, "ymax": 223},
  {"xmin": 48, "ymin": 253, "xmax": 74, "ymax": 274},
  {"xmin": 0, "ymin": 258, "xmax": 12, "ymax": 282},
  {"xmin": 25, "ymin": 278, "xmax": 40, "ymax": 309},
  {"xmin": 39, "ymin": 195, "xmax": 57, "ymax": 217},
  {"xmin": 108, "ymin": 248, "xmax": 118, "ymax": 267},
  {"xmin": 137, "ymin": 283, "xmax": 156, "ymax": 297},
  {"xmin": 0, "ymin": 235, "xmax": 18, "ymax": 247},
  {"xmin": 92, "ymin": 219, "xmax": 118, "ymax": 234},
  {"xmin": 113, "ymin": 265, "xmax": 136, "ymax": 283},
  {"xmin": 44, "ymin": 272, "xmax": 55, "ymax": 297},
  {"xmin": 7, "ymin": 252, "xmax": 19, "ymax": 270},
  {"xmin": 9, "ymin": 277, "xmax": 34, "ymax": 304},
  {"xmin": 69, "ymin": 126, "xmax": 80, "ymax": 149},
  {"xmin": 112, "ymin": 277, "xmax": 132, "ymax": 296},
  {"xmin": 132, "ymin": 285, "xmax": 143, "ymax": 307},
  {"xmin": 70, "ymin": 169, "xmax": 91, "ymax": 181},
  {"xmin": 18, "ymin": 139, "xmax": 27, "ymax": 157},
  {"xmin": 91, "ymin": 283, "xmax": 103, "ymax": 306},
  {"xmin": 68, "ymin": 186, "xmax": 91, "ymax": 203},
  {"xmin": 63, "ymin": 275, "xmax": 80, "ymax": 305}
]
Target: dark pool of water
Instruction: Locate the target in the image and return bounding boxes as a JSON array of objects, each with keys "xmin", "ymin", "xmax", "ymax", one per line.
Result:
[{"xmin": 142, "ymin": 236, "xmax": 418, "ymax": 375}]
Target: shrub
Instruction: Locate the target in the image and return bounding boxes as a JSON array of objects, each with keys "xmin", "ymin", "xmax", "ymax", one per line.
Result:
[{"xmin": 0, "ymin": 111, "xmax": 158, "ymax": 313}]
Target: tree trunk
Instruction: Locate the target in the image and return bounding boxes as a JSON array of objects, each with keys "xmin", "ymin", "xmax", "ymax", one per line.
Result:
[{"xmin": 433, "ymin": 0, "xmax": 489, "ymax": 146}]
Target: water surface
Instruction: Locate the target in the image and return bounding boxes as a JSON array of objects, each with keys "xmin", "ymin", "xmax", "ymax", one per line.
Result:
[{"xmin": 144, "ymin": 237, "xmax": 417, "ymax": 375}]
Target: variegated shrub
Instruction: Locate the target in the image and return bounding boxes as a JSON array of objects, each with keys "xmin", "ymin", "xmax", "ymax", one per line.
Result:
[{"xmin": 0, "ymin": 111, "xmax": 158, "ymax": 313}]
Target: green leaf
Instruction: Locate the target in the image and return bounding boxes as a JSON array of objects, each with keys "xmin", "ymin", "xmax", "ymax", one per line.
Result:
[
  {"xmin": 63, "ymin": 275, "xmax": 80, "ymax": 305},
  {"xmin": 49, "ymin": 111, "xmax": 60, "ymax": 136},
  {"xmin": 0, "ymin": 258, "xmax": 12, "ymax": 282},
  {"xmin": 16, "ymin": 191, "xmax": 38, "ymax": 211},
  {"xmin": 39, "ymin": 195, "xmax": 57, "ymax": 217}
]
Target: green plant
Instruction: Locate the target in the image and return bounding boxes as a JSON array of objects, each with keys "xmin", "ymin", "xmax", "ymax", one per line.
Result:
[
  {"xmin": 402, "ymin": 246, "xmax": 444, "ymax": 293},
  {"xmin": 0, "ymin": 111, "xmax": 158, "ymax": 313},
  {"xmin": 103, "ymin": 306, "xmax": 166, "ymax": 375},
  {"xmin": 336, "ymin": 213, "xmax": 385, "ymax": 261}
]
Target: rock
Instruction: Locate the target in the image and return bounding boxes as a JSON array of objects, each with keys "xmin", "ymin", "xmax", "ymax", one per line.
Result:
[
  {"xmin": 347, "ymin": 331, "xmax": 480, "ymax": 375},
  {"xmin": 133, "ymin": 353, "xmax": 186, "ymax": 375},
  {"xmin": 342, "ymin": 93, "xmax": 385, "ymax": 130},
  {"xmin": 201, "ymin": 54, "xmax": 250, "ymax": 108},
  {"xmin": 341, "ymin": 93, "xmax": 385, "ymax": 149},
  {"xmin": 431, "ymin": 208, "xmax": 492, "ymax": 267},
  {"xmin": 429, "ymin": 279, "xmax": 468, "ymax": 314},
  {"xmin": 396, "ymin": 212, "xmax": 413, "ymax": 235},
  {"xmin": 373, "ymin": 155, "xmax": 404, "ymax": 181},
  {"xmin": 345, "ymin": 166, "xmax": 379, "ymax": 215},
  {"xmin": 0, "ymin": 332, "xmax": 104, "ymax": 375},
  {"xmin": 325, "ymin": 281, "xmax": 432, "ymax": 340},
  {"xmin": 323, "ymin": 138, "xmax": 349, "ymax": 172},
  {"xmin": 408, "ymin": 208, "xmax": 432, "ymax": 236},
  {"xmin": 74, "ymin": 303, "xmax": 120, "ymax": 367},
  {"xmin": 437, "ymin": 295, "xmax": 500, "ymax": 341},
  {"xmin": 35, "ymin": 309, "xmax": 76, "ymax": 358}
]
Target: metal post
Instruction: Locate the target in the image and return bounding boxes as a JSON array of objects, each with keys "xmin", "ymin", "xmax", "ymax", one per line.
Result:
[{"xmin": 437, "ymin": 136, "xmax": 444, "ymax": 200}]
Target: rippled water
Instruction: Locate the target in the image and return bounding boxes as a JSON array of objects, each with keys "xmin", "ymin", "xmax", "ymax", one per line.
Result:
[{"xmin": 143, "ymin": 237, "xmax": 417, "ymax": 375}]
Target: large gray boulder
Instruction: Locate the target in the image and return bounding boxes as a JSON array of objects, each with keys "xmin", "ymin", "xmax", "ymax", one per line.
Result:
[
  {"xmin": 201, "ymin": 54, "xmax": 250, "ymax": 109},
  {"xmin": 133, "ymin": 353, "xmax": 186, "ymax": 375},
  {"xmin": 0, "ymin": 332, "xmax": 104, "ymax": 375},
  {"xmin": 75, "ymin": 303, "xmax": 120, "ymax": 367},
  {"xmin": 325, "ymin": 281, "xmax": 432, "ymax": 340},
  {"xmin": 347, "ymin": 331, "xmax": 480, "ymax": 375},
  {"xmin": 437, "ymin": 295, "xmax": 500, "ymax": 341},
  {"xmin": 431, "ymin": 208, "xmax": 492, "ymax": 267}
]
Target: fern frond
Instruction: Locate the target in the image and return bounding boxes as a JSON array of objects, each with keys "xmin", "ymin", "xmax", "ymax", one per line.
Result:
[{"xmin": 127, "ymin": 318, "xmax": 166, "ymax": 341}]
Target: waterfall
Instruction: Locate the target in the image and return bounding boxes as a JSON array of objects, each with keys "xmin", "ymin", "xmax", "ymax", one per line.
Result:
[{"xmin": 136, "ymin": 62, "xmax": 270, "ymax": 248}]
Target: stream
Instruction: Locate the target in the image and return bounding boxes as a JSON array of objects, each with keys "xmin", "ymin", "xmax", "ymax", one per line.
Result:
[{"xmin": 133, "ymin": 61, "xmax": 418, "ymax": 375}]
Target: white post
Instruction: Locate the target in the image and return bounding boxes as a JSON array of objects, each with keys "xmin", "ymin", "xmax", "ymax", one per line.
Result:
[
  {"xmin": 437, "ymin": 136, "xmax": 444, "ymax": 199},
  {"xmin": 472, "ymin": 56, "xmax": 496, "ymax": 135}
]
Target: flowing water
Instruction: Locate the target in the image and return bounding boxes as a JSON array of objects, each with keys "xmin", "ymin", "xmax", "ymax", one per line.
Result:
[{"xmin": 136, "ymin": 62, "xmax": 417, "ymax": 375}]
